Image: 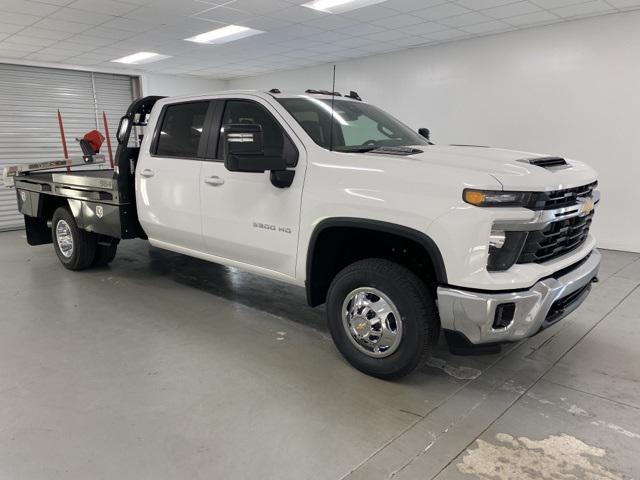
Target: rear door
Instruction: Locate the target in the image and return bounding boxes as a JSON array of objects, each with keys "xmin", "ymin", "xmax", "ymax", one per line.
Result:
[{"xmin": 136, "ymin": 100, "xmax": 213, "ymax": 252}]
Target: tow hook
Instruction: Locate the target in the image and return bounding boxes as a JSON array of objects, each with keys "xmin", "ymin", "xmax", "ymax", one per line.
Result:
[{"xmin": 591, "ymin": 277, "xmax": 599, "ymax": 283}]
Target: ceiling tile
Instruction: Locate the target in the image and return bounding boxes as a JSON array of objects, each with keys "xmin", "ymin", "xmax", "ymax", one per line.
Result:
[
  {"xmin": 456, "ymin": 0, "xmax": 515, "ymax": 9},
  {"xmin": 363, "ymin": 29, "xmax": 410, "ymax": 41},
  {"xmin": 0, "ymin": 11, "xmax": 41, "ymax": 26},
  {"xmin": 607, "ymin": 0, "xmax": 640, "ymax": 7},
  {"xmin": 370, "ymin": 13, "xmax": 426, "ymax": 27},
  {"xmin": 303, "ymin": 15, "xmax": 361, "ymax": 30},
  {"xmin": 0, "ymin": 0, "xmax": 636, "ymax": 81},
  {"xmin": 341, "ymin": 5, "xmax": 400, "ymax": 21},
  {"xmin": 332, "ymin": 22, "xmax": 386, "ymax": 36},
  {"xmin": 0, "ymin": 22, "xmax": 24, "ymax": 35},
  {"xmin": 504, "ymin": 10, "xmax": 560, "ymax": 26},
  {"xmin": 31, "ymin": 18, "xmax": 92, "ymax": 33},
  {"xmin": 425, "ymin": 27, "xmax": 471, "ymax": 40},
  {"xmin": 0, "ymin": 41, "xmax": 42, "ymax": 53},
  {"xmin": 551, "ymin": 0, "xmax": 615, "ymax": 17},
  {"xmin": 100, "ymin": 17, "xmax": 156, "ymax": 32},
  {"xmin": 401, "ymin": 21, "xmax": 449, "ymax": 35},
  {"xmin": 49, "ymin": 8, "xmax": 116, "ymax": 25},
  {"xmin": 4, "ymin": 34, "xmax": 58, "ymax": 48},
  {"xmin": 413, "ymin": 3, "xmax": 471, "ymax": 20},
  {"xmin": 459, "ymin": 19, "xmax": 515, "ymax": 33},
  {"xmin": 438, "ymin": 11, "xmax": 494, "ymax": 26},
  {"xmin": 387, "ymin": 0, "xmax": 447, "ymax": 13},
  {"xmin": 481, "ymin": 1, "xmax": 542, "ymax": 19},
  {"xmin": 67, "ymin": 0, "xmax": 139, "ymax": 16},
  {"xmin": 17, "ymin": 26, "xmax": 75, "ymax": 40},
  {"xmin": 0, "ymin": 0, "xmax": 61, "ymax": 16}
]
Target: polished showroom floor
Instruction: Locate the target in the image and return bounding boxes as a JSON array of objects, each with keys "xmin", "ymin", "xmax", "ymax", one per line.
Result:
[{"xmin": 1, "ymin": 230, "xmax": 638, "ymax": 479}]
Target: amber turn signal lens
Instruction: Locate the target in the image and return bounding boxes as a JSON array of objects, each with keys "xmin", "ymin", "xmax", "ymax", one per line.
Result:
[{"xmin": 464, "ymin": 190, "xmax": 486, "ymax": 206}]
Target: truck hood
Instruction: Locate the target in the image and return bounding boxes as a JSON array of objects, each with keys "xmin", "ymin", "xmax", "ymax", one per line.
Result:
[{"xmin": 370, "ymin": 145, "xmax": 598, "ymax": 191}]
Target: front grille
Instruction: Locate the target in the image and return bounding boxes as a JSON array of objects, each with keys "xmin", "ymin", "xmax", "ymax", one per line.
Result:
[
  {"xmin": 517, "ymin": 212, "xmax": 594, "ymax": 264},
  {"xmin": 527, "ymin": 182, "xmax": 597, "ymax": 210}
]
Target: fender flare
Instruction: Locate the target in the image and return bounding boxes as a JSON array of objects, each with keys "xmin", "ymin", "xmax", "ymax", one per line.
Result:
[{"xmin": 305, "ymin": 217, "xmax": 448, "ymax": 305}]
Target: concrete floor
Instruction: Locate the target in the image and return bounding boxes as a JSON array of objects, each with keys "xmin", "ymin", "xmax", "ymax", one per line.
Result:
[{"xmin": 1, "ymin": 230, "xmax": 639, "ymax": 480}]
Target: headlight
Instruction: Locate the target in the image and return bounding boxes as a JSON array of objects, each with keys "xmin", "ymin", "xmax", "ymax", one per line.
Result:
[
  {"xmin": 487, "ymin": 230, "xmax": 528, "ymax": 271},
  {"xmin": 463, "ymin": 189, "xmax": 531, "ymax": 207}
]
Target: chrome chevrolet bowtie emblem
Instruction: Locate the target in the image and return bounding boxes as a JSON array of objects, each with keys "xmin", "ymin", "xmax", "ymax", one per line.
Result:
[{"xmin": 577, "ymin": 197, "xmax": 595, "ymax": 217}]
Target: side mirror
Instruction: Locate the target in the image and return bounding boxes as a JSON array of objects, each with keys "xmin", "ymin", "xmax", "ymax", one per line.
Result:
[
  {"xmin": 418, "ymin": 128, "xmax": 430, "ymax": 141},
  {"xmin": 116, "ymin": 115, "xmax": 130, "ymax": 145},
  {"xmin": 223, "ymin": 123, "xmax": 287, "ymax": 173}
]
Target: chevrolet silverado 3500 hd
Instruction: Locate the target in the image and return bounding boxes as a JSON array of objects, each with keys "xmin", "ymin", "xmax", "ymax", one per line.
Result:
[{"xmin": 3, "ymin": 91, "xmax": 600, "ymax": 379}]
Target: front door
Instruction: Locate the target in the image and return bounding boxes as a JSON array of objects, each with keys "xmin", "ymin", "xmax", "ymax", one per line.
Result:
[
  {"xmin": 200, "ymin": 97, "xmax": 305, "ymax": 278},
  {"xmin": 136, "ymin": 100, "xmax": 213, "ymax": 252}
]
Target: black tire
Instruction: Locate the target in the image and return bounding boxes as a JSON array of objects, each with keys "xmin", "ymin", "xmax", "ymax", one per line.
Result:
[
  {"xmin": 326, "ymin": 258, "xmax": 438, "ymax": 380},
  {"xmin": 93, "ymin": 239, "xmax": 119, "ymax": 267},
  {"xmin": 51, "ymin": 207, "xmax": 97, "ymax": 270}
]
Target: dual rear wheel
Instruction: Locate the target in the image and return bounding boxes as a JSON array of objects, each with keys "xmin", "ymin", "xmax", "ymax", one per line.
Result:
[{"xmin": 51, "ymin": 207, "xmax": 118, "ymax": 270}]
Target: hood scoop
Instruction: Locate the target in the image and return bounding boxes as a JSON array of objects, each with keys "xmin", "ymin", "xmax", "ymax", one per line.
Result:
[
  {"xmin": 368, "ymin": 146, "xmax": 424, "ymax": 156},
  {"xmin": 520, "ymin": 156, "xmax": 569, "ymax": 169}
]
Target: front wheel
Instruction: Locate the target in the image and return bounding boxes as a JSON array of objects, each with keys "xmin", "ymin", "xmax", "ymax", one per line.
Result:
[
  {"xmin": 51, "ymin": 207, "xmax": 97, "ymax": 270},
  {"xmin": 326, "ymin": 259, "xmax": 438, "ymax": 380}
]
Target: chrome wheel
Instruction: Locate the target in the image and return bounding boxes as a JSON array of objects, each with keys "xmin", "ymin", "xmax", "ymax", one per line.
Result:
[
  {"xmin": 341, "ymin": 287, "xmax": 403, "ymax": 358},
  {"xmin": 56, "ymin": 219, "xmax": 74, "ymax": 258}
]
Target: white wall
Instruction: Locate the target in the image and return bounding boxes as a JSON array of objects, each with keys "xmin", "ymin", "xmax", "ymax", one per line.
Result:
[
  {"xmin": 141, "ymin": 73, "xmax": 228, "ymax": 97},
  {"xmin": 230, "ymin": 11, "xmax": 640, "ymax": 253}
]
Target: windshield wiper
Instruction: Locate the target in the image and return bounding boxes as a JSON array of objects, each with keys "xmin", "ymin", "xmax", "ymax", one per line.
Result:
[{"xmin": 334, "ymin": 146, "xmax": 379, "ymax": 153}]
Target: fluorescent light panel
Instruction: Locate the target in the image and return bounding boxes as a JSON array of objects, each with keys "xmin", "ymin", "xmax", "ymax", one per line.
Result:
[
  {"xmin": 185, "ymin": 25, "xmax": 263, "ymax": 44},
  {"xmin": 302, "ymin": 0, "xmax": 387, "ymax": 14},
  {"xmin": 111, "ymin": 52, "xmax": 171, "ymax": 64}
]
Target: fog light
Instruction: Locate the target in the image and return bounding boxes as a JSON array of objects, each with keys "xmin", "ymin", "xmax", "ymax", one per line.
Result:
[{"xmin": 493, "ymin": 303, "xmax": 516, "ymax": 329}]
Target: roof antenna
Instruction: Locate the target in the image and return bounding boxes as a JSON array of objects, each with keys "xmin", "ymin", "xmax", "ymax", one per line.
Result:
[{"xmin": 329, "ymin": 64, "xmax": 336, "ymax": 152}]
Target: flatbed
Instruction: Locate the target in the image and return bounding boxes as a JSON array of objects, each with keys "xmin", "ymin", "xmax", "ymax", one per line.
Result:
[{"xmin": 6, "ymin": 96, "xmax": 163, "ymax": 245}]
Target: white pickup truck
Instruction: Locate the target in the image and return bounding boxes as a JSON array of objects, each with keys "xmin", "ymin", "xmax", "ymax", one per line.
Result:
[{"xmin": 3, "ymin": 90, "xmax": 600, "ymax": 379}]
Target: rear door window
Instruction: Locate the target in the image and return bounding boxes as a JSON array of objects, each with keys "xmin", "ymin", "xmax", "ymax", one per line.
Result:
[{"xmin": 155, "ymin": 101, "xmax": 210, "ymax": 158}]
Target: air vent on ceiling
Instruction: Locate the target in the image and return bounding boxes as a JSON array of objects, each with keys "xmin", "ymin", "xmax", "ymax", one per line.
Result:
[{"xmin": 522, "ymin": 156, "xmax": 568, "ymax": 169}]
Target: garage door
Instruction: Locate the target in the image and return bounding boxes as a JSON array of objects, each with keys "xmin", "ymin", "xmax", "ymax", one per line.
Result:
[{"xmin": 0, "ymin": 63, "xmax": 136, "ymax": 231}]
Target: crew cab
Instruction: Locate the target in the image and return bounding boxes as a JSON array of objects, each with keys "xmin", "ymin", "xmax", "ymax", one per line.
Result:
[{"xmin": 3, "ymin": 90, "xmax": 600, "ymax": 379}]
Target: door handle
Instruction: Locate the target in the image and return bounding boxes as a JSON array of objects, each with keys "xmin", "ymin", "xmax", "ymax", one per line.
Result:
[
  {"xmin": 204, "ymin": 176, "xmax": 225, "ymax": 186},
  {"xmin": 140, "ymin": 168, "xmax": 155, "ymax": 178}
]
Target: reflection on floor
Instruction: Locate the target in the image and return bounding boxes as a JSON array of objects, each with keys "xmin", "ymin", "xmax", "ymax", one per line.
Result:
[{"xmin": 1, "ymin": 231, "xmax": 638, "ymax": 480}]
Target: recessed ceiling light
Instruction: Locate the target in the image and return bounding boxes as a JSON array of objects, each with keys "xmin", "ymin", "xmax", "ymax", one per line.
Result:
[
  {"xmin": 302, "ymin": 0, "xmax": 387, "ymax": 14},
  {"xmin": 185, "ymin": 25, "xmax": 263, "ymax": 45},
  {"xmin": 110, "ymin": 52, "xmax": 171, "ymax": 65}
]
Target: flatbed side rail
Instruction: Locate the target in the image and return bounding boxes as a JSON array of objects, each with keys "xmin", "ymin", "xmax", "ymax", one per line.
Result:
[{"xmin": 2, "ymin": 155, "xmax": 106, "ymax": 187}]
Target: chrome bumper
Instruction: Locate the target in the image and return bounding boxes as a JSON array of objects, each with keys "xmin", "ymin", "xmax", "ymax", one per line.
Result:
[{"xmin": 437, "ymin": 249, "xmax": 601, "ymax": 345}]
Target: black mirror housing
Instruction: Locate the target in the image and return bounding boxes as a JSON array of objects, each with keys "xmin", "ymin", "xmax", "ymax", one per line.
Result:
[
  {"xmin": 418, "ymin": 128, "xmax": 430, "ymax": 140},
  {"xmin": 223, "ymin": 123, "xmax": 287, "ymax": 173}
]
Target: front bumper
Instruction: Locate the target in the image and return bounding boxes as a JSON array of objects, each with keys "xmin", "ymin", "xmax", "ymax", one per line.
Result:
[{"xmin": 437, "ymin": 249, "xmax": 601, "ymax": 345}]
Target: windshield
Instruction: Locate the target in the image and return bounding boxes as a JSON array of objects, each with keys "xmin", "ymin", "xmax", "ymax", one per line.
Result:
[{"xmin": 277, "ymin": 97, "xmax": 428, "ymax": 152}]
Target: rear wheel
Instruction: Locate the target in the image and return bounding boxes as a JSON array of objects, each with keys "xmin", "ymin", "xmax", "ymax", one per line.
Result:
[
  {"xmin": 326, "ymin": 258, "xmax": 438, "ymax": 380},
  {"xmin": 51, "ymin": 207, "xmax": 96, "ymax": 270}
]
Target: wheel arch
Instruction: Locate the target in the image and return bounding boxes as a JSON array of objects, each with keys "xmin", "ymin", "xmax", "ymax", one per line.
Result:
[{"xmin": 305, "ymin": 218, "xmax": 447, "ymax": 307}]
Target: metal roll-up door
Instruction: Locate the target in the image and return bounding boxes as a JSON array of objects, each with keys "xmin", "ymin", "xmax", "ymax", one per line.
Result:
[
  {"xmin": 93, "ymin": 72, "xmax": 136, "ymax": 154},
  {"xmin": 0, "ymin": 63, "xmax": 136, "ymax": 231}
]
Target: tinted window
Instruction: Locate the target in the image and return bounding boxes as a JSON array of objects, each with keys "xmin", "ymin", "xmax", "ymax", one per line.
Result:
[
  {"xmin": 156, "ymin": 102, "xmax": 209, "ymax": 158},
  {"xmin": 221, "ymin": 100, "xmax": 284, "ymax": 157},
  {"xmin": 278, "ymin": 97, "xmax": 428, "ymax": 152}
]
